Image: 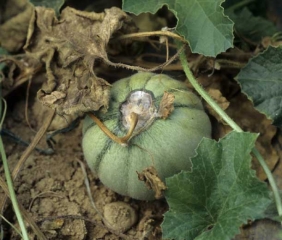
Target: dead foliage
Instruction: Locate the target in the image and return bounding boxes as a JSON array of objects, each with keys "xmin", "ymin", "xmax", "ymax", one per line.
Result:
[
  {"xmin": 23, "ymin": 6, "xmax": 138, "ymax": 125},
  {"xmin": 0, "ymin": 0, "xmax": 34, "ymax": 52},
  {"xmin": 0, "ymin": 1, "xmax": 282, "ymax": 240},
  {"xmin": 137, "ymin": 166, "xmax": 167, "ymax": 199},
  {"xmin": 157, "ymin": 91, "xmax": 175, "ymax": 119}
]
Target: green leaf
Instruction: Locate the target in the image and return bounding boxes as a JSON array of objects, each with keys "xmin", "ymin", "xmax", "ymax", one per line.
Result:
[
  {"xmin": 226, "ymin": 7, "xmax": 277, "ymax": 43},
  {"xmin": 162, "ymin": 131, "xmax": 271, "ymax": 240},
  {"xmin": 122, "ymin": 0, "xmax": 234, "ymax": 57},
  {"xmin": 29, "ymin": 0, "xmax": 64, "ymax": 15},
  {"xmin": 236, "ymin": 46, "xmax": 282, "ymax": 127}
]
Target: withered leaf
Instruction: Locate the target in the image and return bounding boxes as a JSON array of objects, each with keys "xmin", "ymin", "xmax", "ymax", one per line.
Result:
[
  {"xmin": 157, "ymin": 91, "xmax": 175, "ymax": 119},
  {"xmin": 205, "ymin": 88, "xmax": 230, "ymax": 124},
  {"xmin": 137, "ymin": 166, "xmax": 167, "ymax": 199},
  {"xmin": 0, "ymin": 0, "xmax": 34, "ymax": 52},
  {"xmin": 23, "ymin": 6, "xmax": 135, "ymax": 128}
]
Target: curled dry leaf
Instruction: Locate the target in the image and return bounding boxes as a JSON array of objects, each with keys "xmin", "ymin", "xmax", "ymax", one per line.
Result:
[
  {"xmin": 137, "ymin": 166, "xmax": 167, "ymax": 199},
  {"xmin": 1, "ymin": 60, "xmax": 17, "ymax": 90},
  {"xmin": 157, "ymin": 91, "xmax": 175, "ymax": 119},
  {"xmin": 23, "ymin": 6, "xmax": 136, "ymax": 128},
  {"xmin": 137, "ymin": 210, "xmax": 158, "ymax": 239},
  {"xmin": 0, "ymin": 0, "xmax": 34, "ymax": 52},
  {"xmin": 191, "ymin": 74, "xmax": 232, "ymax": 124},
  {"xmin": 261, "ymin": 36, "xmax": 282, "ymax": 48},
  {"xmin": 205, "ymin": 88, "xmax": 230, "ymax": 123}
]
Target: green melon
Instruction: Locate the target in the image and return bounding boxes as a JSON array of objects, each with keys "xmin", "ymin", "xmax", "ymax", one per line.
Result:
[{"xmin": 82, "ymin": 72, "xmax": 211, "ymax": 200}]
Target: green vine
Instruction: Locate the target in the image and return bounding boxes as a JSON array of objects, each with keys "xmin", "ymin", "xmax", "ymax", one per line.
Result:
[
  {"xmin": 0, "ymin": 98, "xmax": 29, "ymax": 239},
  {"xmin": 179, "ymin": 45, "xmax": 282, "ymax": 217}
]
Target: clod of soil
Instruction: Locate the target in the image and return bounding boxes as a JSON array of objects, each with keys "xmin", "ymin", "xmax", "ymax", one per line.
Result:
[{"xmin": 103, "ymin": 201, "xmax": 138, "ymax": 232}]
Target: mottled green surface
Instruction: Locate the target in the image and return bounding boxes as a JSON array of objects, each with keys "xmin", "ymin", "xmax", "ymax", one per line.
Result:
[{"xmin": 82, "ymin": 72, "xmax": 211, "ymax": 200}]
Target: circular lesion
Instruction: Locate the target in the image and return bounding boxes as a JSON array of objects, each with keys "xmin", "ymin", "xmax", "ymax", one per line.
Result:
[{"xmin": 120, "ymin": 90, "xmax": 157, "ymax": 133}]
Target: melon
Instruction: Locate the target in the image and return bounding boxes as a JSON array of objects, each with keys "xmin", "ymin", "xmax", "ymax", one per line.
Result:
[{"xmin": 82, "ymin": 72, "xmax": 211, "ymax": 200}]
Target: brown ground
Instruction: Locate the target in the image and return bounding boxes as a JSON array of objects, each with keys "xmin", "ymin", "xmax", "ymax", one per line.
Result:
[
  {"xmin": 1, "ymin": 1, "xmax": 282, "ymax": 239},
  {"xmin": 1, "ymin": 70, "xmax": 282, "ymax": 239},
  {"xmin": 0, "ymin": 87, "xmax": 167, "ymax": 240}
]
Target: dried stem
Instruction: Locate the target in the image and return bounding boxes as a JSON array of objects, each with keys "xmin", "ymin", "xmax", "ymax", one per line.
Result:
[
  {"xmin": 103, "ymin": 44, "xmax": 185, "ymax": 72},
  {"xmin": 120, "ymin": 112, "xmax": 138, "ymax": 142},
  {"xmin": 88, "ymin": 112, "xmax": 138, "ymax": 145},
  {"xmin": 116, "ymin": 31, "xmax": 186, "ymax": 43}
]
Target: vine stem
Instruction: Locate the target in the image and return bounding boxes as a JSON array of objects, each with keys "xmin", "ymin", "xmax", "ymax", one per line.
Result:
[
  {"xmin": 179, "ymin": 46, "xmax": 282, "ymax": 217},
  {"xmin": 0, "ymin": 100, "xmax": 29, "ymax": 239}
]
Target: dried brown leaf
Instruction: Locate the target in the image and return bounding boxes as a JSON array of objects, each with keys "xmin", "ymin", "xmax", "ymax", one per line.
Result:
[
  {"xmin": 205, "ymin": 88, "xmax": 230, "ymax": 123},
  {"xmin": 157, "ymin": 91, "xmax": 175, "ymax": 119},
  {"xmin": 23, "ymin": 6, "xmax": 135, "ymax": 128},
  {"xmin": 0, "ymin": 0, "xmax": 33, "ymax": 52},
  {"xmin": 137, "ymin": 166, "xmax": 167, "ymax": 199},
  {"xmin": 261, "ymin": 36, "xmax": 282, "ymax": 48}
]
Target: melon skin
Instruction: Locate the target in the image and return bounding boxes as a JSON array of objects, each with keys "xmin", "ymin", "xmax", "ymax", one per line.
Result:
[{"xmin": 82, "ymin": 72, "xmax": 211, "ymax": 200}]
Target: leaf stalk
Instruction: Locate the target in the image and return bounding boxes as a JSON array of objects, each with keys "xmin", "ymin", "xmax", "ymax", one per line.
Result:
[{"xmin": 0, "ymin": 99, "xmax": 29, "ymax": 239}]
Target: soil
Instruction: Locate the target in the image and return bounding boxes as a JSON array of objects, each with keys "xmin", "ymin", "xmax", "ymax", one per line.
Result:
[
  {"xmin": 1, "ymin": 73, "xmax": 282, "ymax": 239},
  {"xmin": 1, "ymin": 3, "xmax": 282, "ymax": 238},
  {"xmin": 1, "ymin": 64, "xmax": 282, "ymax": 240},
  {"xmin": 0, "ymin": 86, "xmax": 167, "ymax": 240}
]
